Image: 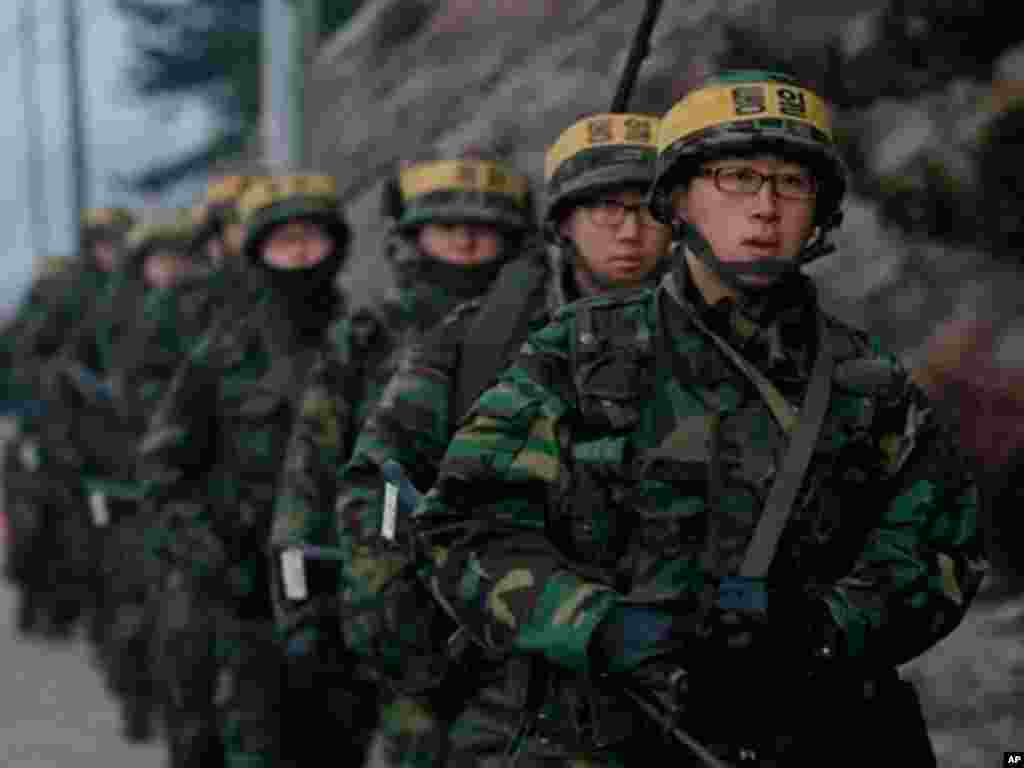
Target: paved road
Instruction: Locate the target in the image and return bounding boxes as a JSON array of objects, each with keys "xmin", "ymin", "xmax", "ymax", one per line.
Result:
[{"xmin": 0, "ymin": 569, "xmax": 164, "ymax": 766}]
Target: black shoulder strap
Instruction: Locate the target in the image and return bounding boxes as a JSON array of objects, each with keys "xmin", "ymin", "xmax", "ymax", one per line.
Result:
[
  {"xmin": 737, "ymin": 311, "xmax": 834, "ymax": 578},
  {"xmin": 453, "ymin": 255, "xmax": 550, "ymax": 423},
  {"xmin": 685, "ymin": 309, "xmax": 835, "ymax": 579},
  {"xmin": 664, "ymin": 272, "xmax": 835, "ymax": 579}
]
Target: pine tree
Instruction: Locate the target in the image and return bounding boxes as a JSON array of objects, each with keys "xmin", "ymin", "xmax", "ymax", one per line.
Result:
[{"xmin": 116, "ymin": 0, "xmax": 362, "ymax": 192}]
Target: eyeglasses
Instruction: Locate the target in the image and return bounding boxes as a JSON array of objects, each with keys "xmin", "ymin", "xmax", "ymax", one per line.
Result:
[
  {"xmin": 699, "ymin": 165, "xmax": 817, "ymax": 201},
  {"xmin": 583, "ymin": 199, "xmax": 663, "ymax": 229}
]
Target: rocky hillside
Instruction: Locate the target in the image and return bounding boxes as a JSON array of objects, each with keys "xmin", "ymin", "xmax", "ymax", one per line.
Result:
[{"xmin": 279, "ymin": 0, "xmax": 1024, "ymax": 366}]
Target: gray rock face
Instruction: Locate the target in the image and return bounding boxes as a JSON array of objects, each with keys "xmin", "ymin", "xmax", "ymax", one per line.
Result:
[{"xmin": 247, "ymin": 0, "xmax": 1023, "ymax": 362}]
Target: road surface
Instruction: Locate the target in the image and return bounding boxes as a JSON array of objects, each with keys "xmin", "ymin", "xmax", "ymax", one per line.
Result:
[{"xmin": 0, "ymin": 574, "xmax": 165, "ymax": 766}]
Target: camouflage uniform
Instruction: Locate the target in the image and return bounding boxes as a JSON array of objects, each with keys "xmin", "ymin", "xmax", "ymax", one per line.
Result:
[
  {"xmin": 57, "ymin": 210, "xmax": 204, "ymax": 741},
  {"xmin": 187, "ymin": 174, "xmax": 267, "ymax": 327},
  {"xmin": 1, "ymin": 254, "xmax": 79, "ymax": 635},
  {"xmin": 141, "ymin": 177, "xmax": 262, "ymax": 768},
  {"xmin": 270, "ymin": 157, "xmax": 535, "ymax": 767},
  {"xmin": 139, "ymin": 174, "xmax": 350, "ymax": 768},
  {"xmin": 334, "ymin": 117, "xmax": 668, "ymax": 768},
  {"xmin": 408, "ymin": 74, "xmax": 986, "ymax": 766},
  {"xmin": 17, "ymin": 209, "xmax": 134, "ymax": 639}
]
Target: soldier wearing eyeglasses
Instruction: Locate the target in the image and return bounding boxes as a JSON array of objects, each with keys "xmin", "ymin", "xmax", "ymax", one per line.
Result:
[
  {"xmin": 330, "ymin": 114, "xmax": 671, "ymax": 768},
  {"xmin": 409, "ymin": 71, "xmax": 985, "ymax": 766}
]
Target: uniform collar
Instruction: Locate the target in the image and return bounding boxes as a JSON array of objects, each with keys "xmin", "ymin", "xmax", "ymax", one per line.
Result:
[{"xmin": 667, "ymin": 259, "xmax": 820, "ymax": 380}]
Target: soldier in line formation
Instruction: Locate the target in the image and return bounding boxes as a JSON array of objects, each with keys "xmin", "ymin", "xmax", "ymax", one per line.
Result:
[{"xmin": 0, "ymin": 68, "xmax": 1000, "ymax": 768}]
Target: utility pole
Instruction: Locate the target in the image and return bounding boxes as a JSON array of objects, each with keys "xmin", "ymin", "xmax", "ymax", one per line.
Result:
[
  {"xmin": 19, "ymin": 0, "xmax": 50, "ymax": 263},
  {"xmin": 262, "ymin": 0, "xmax": 318, "ymax": 171},
  {"xmin": 64, "ymin": 0, "xmax": 89, "ymax": 256}
]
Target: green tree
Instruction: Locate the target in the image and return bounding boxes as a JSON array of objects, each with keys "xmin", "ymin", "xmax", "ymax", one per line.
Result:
[{"xmin": 116, "ymin": 0, "xmax": 363, "ymax": 192}]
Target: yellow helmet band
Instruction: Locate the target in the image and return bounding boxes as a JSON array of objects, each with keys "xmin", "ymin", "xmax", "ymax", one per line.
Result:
[
  {"xmin": 545, "ymin": 114, "xmax": 659, "ymax": 183},
  {"xmin": 658, "ymin": 81, "xmax": 833, "ymax": 154},
  {"xmin": 398, "ymin": 160, "xmax": 529, "ymax": 206}
]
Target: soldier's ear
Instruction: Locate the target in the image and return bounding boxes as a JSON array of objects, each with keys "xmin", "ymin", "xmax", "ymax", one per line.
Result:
[{"xmin": 556, "ymin": 212, "xmax": 575, "ymax": 245}]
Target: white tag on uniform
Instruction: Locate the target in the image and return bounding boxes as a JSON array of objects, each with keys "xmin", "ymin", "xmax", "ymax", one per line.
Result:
[
  {"xmin": 281, "ymin": 548, "xmax": 308, "ymax": 601},
  {"xmin": 19, "ymin": 439, "xmax": 40, "ymax": 472},
  {"xmin": 89, "ymin": 491, "xmax": 110, "ymax": 528},
  {"xmin": 382, "ymin": 482, "xmax": 398, "ymax": 542}
]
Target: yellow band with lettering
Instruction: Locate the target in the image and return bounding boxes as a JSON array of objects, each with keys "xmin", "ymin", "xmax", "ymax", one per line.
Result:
[
  {"xmin": 545, "ymin": 114, "xmax": 659, "ymax": 183},
  {"xmin": 237, "ymin": 175, "xmax": 338, "ymax": 222},
  {"xmin": 658, "ymin": 82, "xmax": 833, "ymax": 153},
  {"xmin": 399, "ymin": 160, "xmax": 529, "ymax": 205}
]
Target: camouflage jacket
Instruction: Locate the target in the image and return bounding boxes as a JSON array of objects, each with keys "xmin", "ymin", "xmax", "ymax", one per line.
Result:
[
  {"xmin": 73, "ymin": 274, "xmax": 218, "ymax": 495},
  {"xmin": 2, "ymin": 266, "xmax": 110, "ymax": 406},
  {"xmin": 269, "ymin": 265, "xmax": 502, "ymax": 633},
  {"xmin": 409, "ymin": 264, "xmax": 985, "ymax": 753},
  {"xmin": 23, "ymin": 266, "xmax": 116, "ymax": 472},
  {"xmin": 331, "ymin": 246, "xmax": 675, "ymax": 685},
  {"xmin": 1, "ymin": 269, "xmax": 79, "ymax": 409},
  {"xmin": 138, "ymin": 290, "xmax": 347, "ymax": 617}
]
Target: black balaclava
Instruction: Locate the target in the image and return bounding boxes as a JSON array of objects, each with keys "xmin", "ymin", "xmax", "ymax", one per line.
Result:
[{"xmin": 255, "ymin": 221, "xmax": 347, "ymax": 350}]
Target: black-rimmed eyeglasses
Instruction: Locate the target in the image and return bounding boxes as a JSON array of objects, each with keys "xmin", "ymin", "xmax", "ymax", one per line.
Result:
[
  {"xmin": 698, "ymin": 165, "xmax": 817, "ymax": 201},
  {"xmin": 583, "ymin": 199, "xmax": 663, "ymax": 229}
]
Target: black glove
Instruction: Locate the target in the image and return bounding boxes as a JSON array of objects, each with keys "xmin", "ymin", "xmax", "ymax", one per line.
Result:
[
  {"xmin": 591, "ymin": 604, "xmax": 691, "ymax": 676},
  {"xmin": 709, "ymin": 578, "xmax": 842, "ymax": 667}
]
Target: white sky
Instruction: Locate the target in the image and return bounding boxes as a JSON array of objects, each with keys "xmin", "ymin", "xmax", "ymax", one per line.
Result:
[{"xmin": 0, "ymin": 0, "xmax": 215, "ymax": 311}]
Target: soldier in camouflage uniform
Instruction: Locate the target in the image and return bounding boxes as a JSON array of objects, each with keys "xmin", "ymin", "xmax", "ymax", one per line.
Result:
[
  {"xmin": 187, "ymin": 174, "xmax": 267, "ymax": 325},
  {"xmin": 142, "ymin": 177, "xmax": 264, "ymax": 768},
  {"xmin": 332, "ymin": 113, "xmax": 671, "ymax": 768},
  {"xmin": 138, "ymin": 175, "xmax": 351, "ymax": 768},
  {"xmin": 55, "ymin": 209, "xmax": 204, "ymax": 741},
  {"xmin": 1, "ymin": 253, "xmax": 79, "ymax": 636},
  {"xmin": 406, "ymin": 71, "xmax": 986, "ymax": 766},
  {"xmin": 9, "ymin": 208, "xmax": 135, "ymax": 640},
  {"xmin": 269, "ymin": 155, "xmax": 535, "ymax": 768}
]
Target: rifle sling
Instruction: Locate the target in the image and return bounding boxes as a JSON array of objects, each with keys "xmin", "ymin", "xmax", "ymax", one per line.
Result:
[
  {"xmin": 672, "ymin": 282, "xmax": 834, "ymax": 579},
  {"xmin": 453, "ymin": 256, "xmax": 550, "ymax": 423}
]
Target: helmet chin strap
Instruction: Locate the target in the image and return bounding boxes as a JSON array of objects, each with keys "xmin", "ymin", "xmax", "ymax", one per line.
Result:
[{"xmin": 673, "ymin": 216, "xmax": 838, "ymax": 297}]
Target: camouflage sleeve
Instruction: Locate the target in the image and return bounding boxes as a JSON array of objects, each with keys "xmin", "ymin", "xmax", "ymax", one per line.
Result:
[
  {"xmin": 334, "ymin": 303, "xmax": 478, "ymax": 668},
  {"xmin": 337, "ymin": 303, "xmax": 476, "ymax": 559},
  {"xmin": 129, "ymin": 287, "xmax": 203, "ymax": 407},
  {"xmin": 270, "ymin": 351, "xmax": 353, "ymax": 588},
  {"xmin": 12, "ymin": 277, "xmax": 76, "ymax": 364},
  {"xmin": 136, "ymin": 329, "xmax": 221, "ymax": 506},
  {"xmin": 824, "ymin": 357, "xmax": 987, "ymax": 666},
  {"xmin": 0, "ymin": 291, "xmax": 45, "ymax": 401},
  {"xmin": 415, "ymin": 314, "xmax": 621, "ymax": 675},
  {"xmin": 270, "ymin": 314, "xmax": 382, "ymax": 632}
]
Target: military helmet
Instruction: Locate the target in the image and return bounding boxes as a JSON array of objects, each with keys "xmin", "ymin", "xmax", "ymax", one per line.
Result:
[
  {"xmin": 393, "ymin": 158, "xmax": 532, "ymax": 234},
  {"xmin": 80, "ymin": 207, "xmax": 135, "ymax": 240},
  {"xmin": 237, "ymin": 174, "xmax": 350, "ymax": 265},
  {"xmin": 190, "ymin": 174, "xmax": 262, "ymax": 252},
  {"xmin": 198, "ymin": 174, "xmax": 259, "ymax": 226},
  {"xmin": 34, "ymin": 253, "xmax": 74, "ymax": 280},
  {"xmin": 649, "ymin": 71, "xmax": 847, "ymax": 231},
  {"xmin": 544, "ymin": 113, "xmax": 660, "ymax": 230},
  {"xmin": 125, "ymin": 208, "xmax": 197, "ymax": 260}
]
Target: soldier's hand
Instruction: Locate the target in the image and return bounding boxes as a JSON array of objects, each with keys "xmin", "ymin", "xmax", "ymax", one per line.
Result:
[
  {"xmin": 591, "ymin": 604, "xmax": 689, "ymax": 676},
  {"xmin": 283, "ymin": 625, "xmax": 330, "ymax": 692},
  {"xmin": 706, "ymin": 582, "xmax": 840, "ymax": 673}
]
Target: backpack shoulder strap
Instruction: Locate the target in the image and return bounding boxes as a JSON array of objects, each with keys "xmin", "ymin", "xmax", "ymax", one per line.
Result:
[{"xmin": 452, "ymin": 255, "xmax": 551, "ymax": 422}]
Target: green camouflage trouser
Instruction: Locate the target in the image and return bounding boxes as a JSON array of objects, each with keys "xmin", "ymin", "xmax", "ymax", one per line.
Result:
[
  {"xmin": 152, "ymin": 567, "xmax": 225, "ymax": 768},
  {"xmin": 215, "ymin": 615, "xmax": 287, "ymax": 768},
  {"xmin": 365, "ymin": 684, "xmax": 639, "ymax": 768},
  {"xmin": 365, "ymin": 694, "xmax": 446, "ymax": 768}
]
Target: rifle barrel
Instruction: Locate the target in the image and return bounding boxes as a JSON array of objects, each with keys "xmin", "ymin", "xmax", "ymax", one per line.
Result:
[{"xmin": 610, "ymin": 0, "xmax": 665, "ymax": 113}]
